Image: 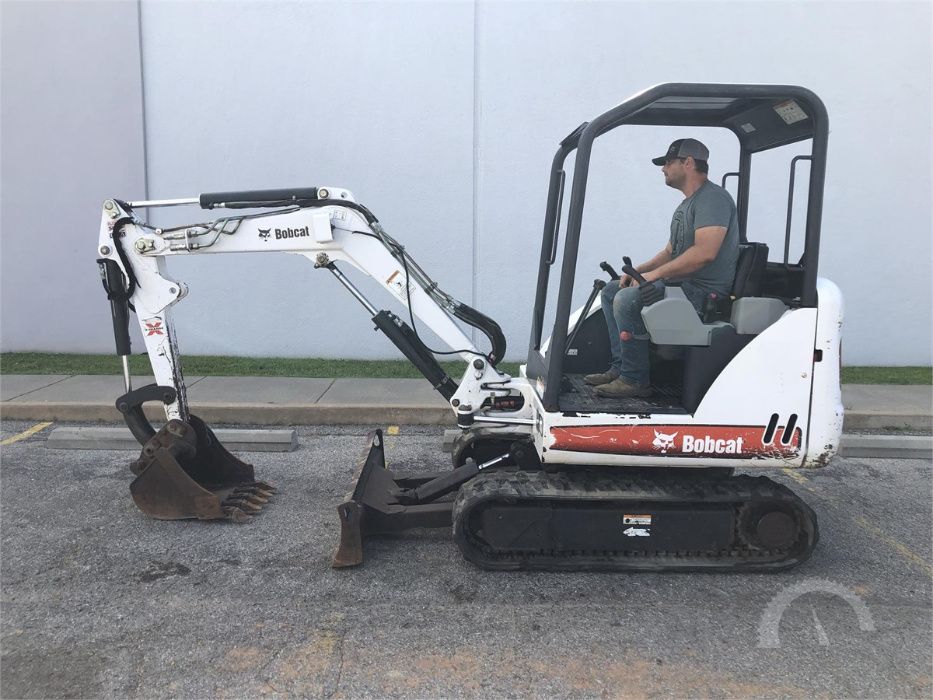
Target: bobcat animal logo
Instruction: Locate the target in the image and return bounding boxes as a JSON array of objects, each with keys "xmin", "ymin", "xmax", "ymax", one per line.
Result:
[
  {"xmin": 652, "ymin": 430, "xmax": 678, "ymax": 453},
  {"xmin": 258, "ymin": 228, "xmax": 271, "ymax": 240}
]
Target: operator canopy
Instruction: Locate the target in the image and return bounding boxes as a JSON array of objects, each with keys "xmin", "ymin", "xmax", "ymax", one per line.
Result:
[{"xmin": 580, "ymin": 84, "xmax": 825, "ymax": 154}]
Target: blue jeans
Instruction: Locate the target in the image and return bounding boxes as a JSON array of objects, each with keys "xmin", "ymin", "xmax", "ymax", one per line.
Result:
[{"xmin": 599, "ymin": 280, "xmax": 709, "ymax": 385}]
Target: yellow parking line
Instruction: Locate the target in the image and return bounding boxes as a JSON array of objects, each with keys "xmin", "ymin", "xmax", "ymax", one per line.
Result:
[
  {"xmin": 0, "ymin": 421, "xmax": 54, "ymax": 446},
  {"xmin": 854, "ymin": 515, "xmax": 933, "ymax": 577},
  {"xmin": 386, "ymin": 426, "xmax": 400, "ymax": 436},
  {"xmin": 782, "ymin": 468, "xmax": 809, "ymax": 485}
]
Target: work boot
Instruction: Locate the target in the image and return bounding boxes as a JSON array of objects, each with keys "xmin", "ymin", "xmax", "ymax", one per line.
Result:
[
  {"xmin": 595, "ymin": 377, "xmax": 652, "ymax": 398},
  {"xmin": 583, "ymin": 368, "xmax": 620, "ymax": 386}
]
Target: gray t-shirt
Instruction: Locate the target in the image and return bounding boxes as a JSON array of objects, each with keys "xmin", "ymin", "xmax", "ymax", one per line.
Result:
[{"xmin": 669, "ymin": 180, "xmax": 739, "ymax": 294}]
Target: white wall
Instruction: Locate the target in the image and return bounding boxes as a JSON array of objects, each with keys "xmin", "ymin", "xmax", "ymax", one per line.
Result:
[
  {"xmin": 1, "ymin": 0, "xmax": 147, "ymax": 354},
  {"xmin": 473, "ymin": 1, "xmax": 932, "ymax": 365},
  {"xmin": 137, "ymin": 0, "xmax": 475, "ymax": 358},
  {"xmin": 1, "ymin": 0, "xmax": 930, "ymax": 365}
]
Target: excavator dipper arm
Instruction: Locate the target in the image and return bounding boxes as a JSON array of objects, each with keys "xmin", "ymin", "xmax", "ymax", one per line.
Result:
[{"xmin": 95, "ymin": 187, "xmax": 533, "ymax": 526}]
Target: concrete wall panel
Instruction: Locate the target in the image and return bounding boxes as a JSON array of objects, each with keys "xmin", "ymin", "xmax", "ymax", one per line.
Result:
[
  {"xmin": 137, "ymin": 0, "xmax": 475, "ymax": 358},
  {"xmin": 474, "ymin": 1, "xmax": 931, "ymax": 364},
  {"xmin": 1, "ymin": 1, "xmax": 929, "ymax": 365},
  {"xmin": 1, "ymin": 0, "xmax": 147, "ymax": 353}
]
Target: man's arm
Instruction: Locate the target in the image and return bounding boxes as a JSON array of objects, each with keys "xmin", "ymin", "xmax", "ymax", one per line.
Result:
[
  {"xmin": 642, "ymin": 226, "xmax": 727, "ymax": 283},
  {"xmin": 638, "ymin": 244, "xmax": 673, "ymax": 274}
]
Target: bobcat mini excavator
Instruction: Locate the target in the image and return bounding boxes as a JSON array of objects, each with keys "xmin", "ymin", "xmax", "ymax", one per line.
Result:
[{"xmin": 96, "ymin": 83, "xmax": 843, "ymax": 572}]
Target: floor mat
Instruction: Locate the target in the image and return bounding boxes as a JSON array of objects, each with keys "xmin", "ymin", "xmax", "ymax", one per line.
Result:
[{"xmin": 558, "ymin": 374, "xmax": 688, "ymax": 415}]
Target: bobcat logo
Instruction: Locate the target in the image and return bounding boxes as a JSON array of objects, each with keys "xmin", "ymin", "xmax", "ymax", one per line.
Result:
[
  {"xmin": 652, "ymin": 430, "xmax": 678, "ymax": 453},
  {"xmin": 258, "ymin": 228, "xmax": 271, "ymax": 240}
]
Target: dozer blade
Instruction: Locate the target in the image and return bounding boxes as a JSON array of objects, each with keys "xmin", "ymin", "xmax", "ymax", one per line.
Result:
[
  {"xmin": 129, "ymin": 415, "xmax": 275, "ymax": 522},
  {"xmin": 333, "ymin": 429, "xmax": 453, "ymax": 568}
]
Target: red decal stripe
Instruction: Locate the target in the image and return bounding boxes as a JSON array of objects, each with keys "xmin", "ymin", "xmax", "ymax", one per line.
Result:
[{"xmin": 550, "ymin": 425, "xmax": 801, "ymax": 459}]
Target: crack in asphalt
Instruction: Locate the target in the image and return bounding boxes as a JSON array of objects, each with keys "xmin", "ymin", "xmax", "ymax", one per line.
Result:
[{"xmin": 323, "ymin": 629, "xmax": 347, "ymax": 699}]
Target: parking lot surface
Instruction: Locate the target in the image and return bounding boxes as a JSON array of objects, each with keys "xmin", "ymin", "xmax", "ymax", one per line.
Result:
[{"xmin": 2, "ymin": 420, "xmax": 931, "ymax": 698}]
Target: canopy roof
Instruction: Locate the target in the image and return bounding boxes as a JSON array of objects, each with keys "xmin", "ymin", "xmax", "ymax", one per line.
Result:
[{"xmin": 569, "ymin": 83, "xmax": 827, "ymax": 153}]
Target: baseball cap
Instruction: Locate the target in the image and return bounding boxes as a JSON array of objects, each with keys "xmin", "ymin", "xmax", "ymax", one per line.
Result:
[{"xmin": 651, "ymin": 138, "xmax": 710, "ymax": 166}]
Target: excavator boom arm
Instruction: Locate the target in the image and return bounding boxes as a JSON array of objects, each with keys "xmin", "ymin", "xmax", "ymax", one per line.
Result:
[{"xmin": 96, "ymin": 186, "xmax": 530, "ymax": 428}]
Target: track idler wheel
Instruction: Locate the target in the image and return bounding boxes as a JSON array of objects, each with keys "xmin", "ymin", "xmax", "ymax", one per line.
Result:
[
  {"xmin": 128, "ymin": 416, "xmax": 275, "ymax": 522},
  {"xmin": 738, "ymin": 503, "xmax": 804, "ymax": 551}
]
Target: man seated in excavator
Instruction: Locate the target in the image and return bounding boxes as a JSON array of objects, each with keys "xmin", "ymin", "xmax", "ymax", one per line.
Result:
[{"xmin": 586, "ymin": 138, "xmax": 740, "ymax": 398}]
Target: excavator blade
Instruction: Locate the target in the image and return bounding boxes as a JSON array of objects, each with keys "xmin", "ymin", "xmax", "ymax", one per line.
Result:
[
  {"xmin": 333, "ymin": 429, "xmax": 392, "ymax": 568},
  {"xmin": 333, "ymin": 429, "xmax": 453, "ymax": 568},
  {"xmin": 128, "ymin": 416, "xmax": 275, "ymax": 522}
]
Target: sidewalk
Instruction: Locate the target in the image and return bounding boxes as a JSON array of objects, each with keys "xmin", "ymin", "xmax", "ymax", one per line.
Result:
[{"xmin": 1, "ymin": 374, "xmax": 931, "ymax": 432}]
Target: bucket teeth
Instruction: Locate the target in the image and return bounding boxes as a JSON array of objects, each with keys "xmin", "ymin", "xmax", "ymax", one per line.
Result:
[
  {"xmin": 221, "ymin": 482, "xmax": 275, "ymax": 520},
  {"xmin": 225, "ymin": 497, "xmax": 262, "ymax": 512},
  {"xmin": 232, "ymin": 489, "xmax": 268, "ymax": 504},
  {"xmin": 222, "ymin": 505, "xmax": 254, "ymax": 523}
]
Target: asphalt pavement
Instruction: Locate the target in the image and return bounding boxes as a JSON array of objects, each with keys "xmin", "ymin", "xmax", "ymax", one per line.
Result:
[{"xmin": 1, "ymin": 419, "xmax": 931, "ymax": 698}]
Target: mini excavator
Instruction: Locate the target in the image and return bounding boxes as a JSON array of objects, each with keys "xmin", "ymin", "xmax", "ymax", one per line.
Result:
[{"xmin": 96, "ymin": 83, "xmax": 844, "ymax": 571}]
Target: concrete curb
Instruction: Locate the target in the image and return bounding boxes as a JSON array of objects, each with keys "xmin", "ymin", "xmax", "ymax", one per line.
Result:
[
  {"xmin": 47, "ymin": 426, "xmax": 299, "ymax": 452},
  {"xmin": 838, "ymin": 434, "xmax": 932, "ymax": 460},
  {"xmin": 839, "ymin": 413, "xmax": 932, "ymax": 432},
  {"xmin": 0, "ymin": 402, "xmax": 454, "ymax": 426}
]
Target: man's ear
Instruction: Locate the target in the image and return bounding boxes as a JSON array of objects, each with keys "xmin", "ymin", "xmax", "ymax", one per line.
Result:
[{"xmin": 683, "ymin": 156, "xmax": 694, "ymax": 171}]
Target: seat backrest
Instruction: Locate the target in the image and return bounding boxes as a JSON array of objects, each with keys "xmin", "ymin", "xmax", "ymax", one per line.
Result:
[{"xmin": 731, "ymin": 242, "xmax": 769, "ymax": 298}]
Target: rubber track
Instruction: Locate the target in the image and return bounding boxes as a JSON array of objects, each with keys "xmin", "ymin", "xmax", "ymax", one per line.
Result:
[{"xmin": 452, "ymin": 470, "xmax": 818, "ymax": 572}]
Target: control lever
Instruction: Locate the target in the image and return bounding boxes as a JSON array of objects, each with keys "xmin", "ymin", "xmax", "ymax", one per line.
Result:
[
  {"xmin": 565, "ymin": 278, "xmax": 607, "ymax": 357},
  {"xmin": 621, "ymin": 263, "xmax": 648, "ymax": 285},
  {"xmin": 599, "ymin": 261, "xmax": 619, "ymax": 281},
  {"xmin": 619, "ymin": 257, "xmax": 663, "ymax": 306}
]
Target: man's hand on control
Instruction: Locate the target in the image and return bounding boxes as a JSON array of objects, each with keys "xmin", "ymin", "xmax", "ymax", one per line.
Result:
[
  {"xmin": 640, "ymin": 270, "xmax": 660, "ymax": 284},
  {"xmin": 621, "ymin": 268, "xmax": 659, "ymax": 287},
  {"xmin": 637, "ymin": 272, "xmax": 664, "ymax": 306},
  {"xmin": 633, "ymin": 269, "xmax": 664, "ymax": 306}
]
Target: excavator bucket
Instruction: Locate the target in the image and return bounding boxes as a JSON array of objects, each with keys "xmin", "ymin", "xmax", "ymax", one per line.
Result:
[
  {"xmin": 333, "ymin": 429, "xmax": 453, "ymax": 568},
  {"xmin": 128, "ymin": 415, "xmax": 275, "ymax": 522}
]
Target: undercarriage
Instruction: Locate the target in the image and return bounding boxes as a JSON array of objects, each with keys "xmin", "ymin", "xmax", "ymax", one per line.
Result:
[{"xmin": 332, "ymin": 429, "xmax": 818, "ymax": 572}]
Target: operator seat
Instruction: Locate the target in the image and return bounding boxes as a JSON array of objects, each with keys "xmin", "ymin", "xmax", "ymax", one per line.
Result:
[
  {"xmin": 679, "ymin": 241, "xmax": 770, "ymax": 412},
  {"xmin": 731, "ymin": 242, "xmax": 769, "ymax": 298}
]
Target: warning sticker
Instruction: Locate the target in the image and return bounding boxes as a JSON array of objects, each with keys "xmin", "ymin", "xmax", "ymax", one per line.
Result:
[
  {"xmin": 386, "ymin": 270, "xmax": 413, "ymax": 300},
  {"xmin": 774, "ymin": 100, "xmax": 809, "ymax": 125},
  {"xmin": 740, "ymin": 122, "xmax": 756, "ymax": 133},
  {"xmin": 623, "ymin": 514, "xmax": 652, "ymax": 525},
  {"xmin": 623, "ymin": 527, "xmax": 650, "ymax": 537}
]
